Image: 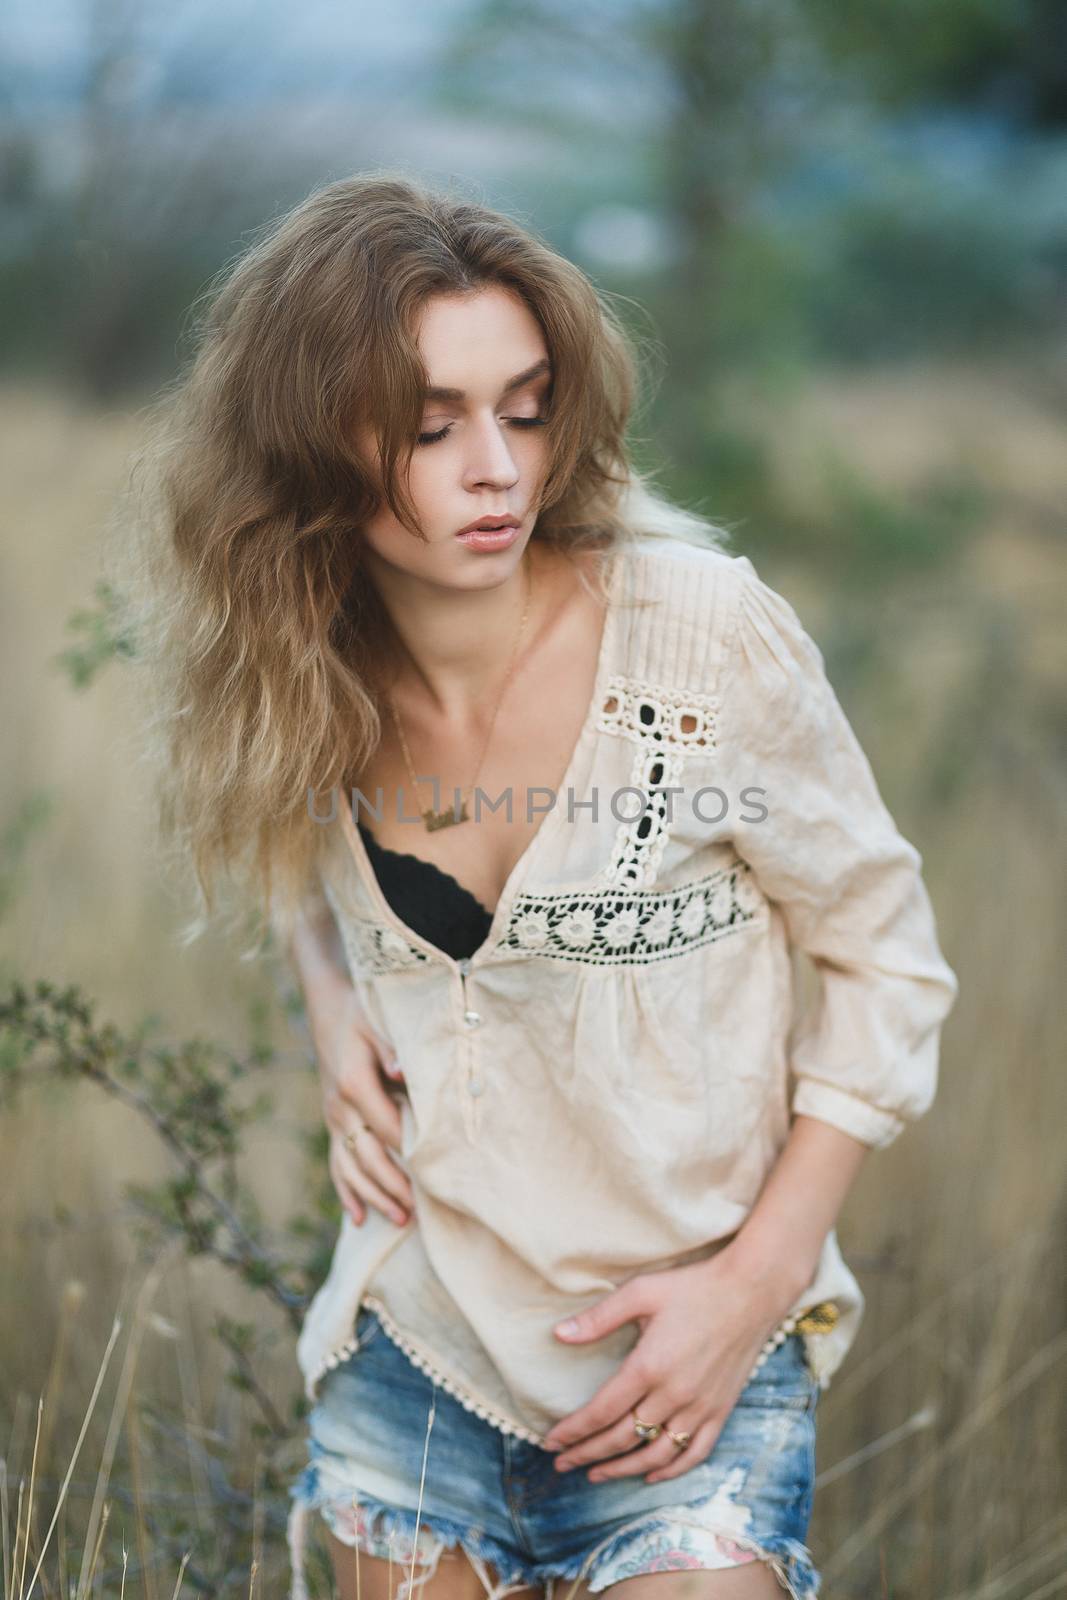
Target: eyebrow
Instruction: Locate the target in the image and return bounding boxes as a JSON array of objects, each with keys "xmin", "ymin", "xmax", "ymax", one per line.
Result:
[{"xmin": 422, "ymin": 358, "xmax": 553, "ymax": 404}]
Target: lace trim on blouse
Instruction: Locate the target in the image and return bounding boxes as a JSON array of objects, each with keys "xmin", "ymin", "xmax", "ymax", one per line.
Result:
[
  {"xmin": 499, "ymin": 859, "xmax": 763, "ymax": 965},
  {"xmin": 305, "ymin": 1293, "xmax": 844, "ymax": 1449},
  {"xmin": 359, "ymin": 1294, "xmax": 547, "ymax": 1444},
  {"xmin": 597, "ymin": 672, "xmax": 719, "ymax": 888}
]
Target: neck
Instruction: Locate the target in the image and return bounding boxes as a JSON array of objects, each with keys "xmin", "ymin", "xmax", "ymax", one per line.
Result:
[{"xmin": 364, "ymin": 542, "xmax": 557, "ymax": 721}]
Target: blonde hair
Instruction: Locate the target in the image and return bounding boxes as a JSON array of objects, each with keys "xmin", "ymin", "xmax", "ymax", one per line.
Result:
[{"xmin": 110, "ymin": 170, "xmax": 733, "ymax": 957}]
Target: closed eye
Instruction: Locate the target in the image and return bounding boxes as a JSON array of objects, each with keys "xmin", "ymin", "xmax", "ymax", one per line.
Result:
[{"xmin": 417, "ymin": 417, "xmax": 549, "ymax": 446}]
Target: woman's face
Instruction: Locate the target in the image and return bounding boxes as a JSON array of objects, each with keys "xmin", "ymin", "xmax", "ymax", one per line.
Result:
[{"xmin": 355, "ymin": 285, "xmax": 553, "ymax": 591}]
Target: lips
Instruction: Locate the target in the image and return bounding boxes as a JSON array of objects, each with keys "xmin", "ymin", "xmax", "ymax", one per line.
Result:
[
  {"xmin": 455, "ymin": 524, "xmax": 521, "ymax": 550},
  {"xmin": 456, "ymin": 516, "xmax": 519, "ymax": 536}
]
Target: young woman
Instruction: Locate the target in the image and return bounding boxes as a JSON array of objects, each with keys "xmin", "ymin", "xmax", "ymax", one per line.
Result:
[{"xmin": 129, "ymin": 173, "xmax": 957, "ymax": 1600}]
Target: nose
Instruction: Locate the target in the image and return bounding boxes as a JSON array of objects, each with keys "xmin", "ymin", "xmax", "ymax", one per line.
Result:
[{"xmin": 463, "ymin": 414, "xmax": 521, "ymax": 492}]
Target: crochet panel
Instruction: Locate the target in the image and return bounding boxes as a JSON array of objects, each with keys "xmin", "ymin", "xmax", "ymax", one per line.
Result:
[
  {"xmin": 497, "ymin": 858, "xmax": 762, "ymax": 967},
  {"xmin": 326, "ymin": 899, "xmax": 434, "ymax": 977},
  {"xmin": 596, "ymin": 674, "xmax": 720, "ymax": 888},
  {"xmin": 596, "ymin": 675, "xmax": 718, "ymax": 751}
]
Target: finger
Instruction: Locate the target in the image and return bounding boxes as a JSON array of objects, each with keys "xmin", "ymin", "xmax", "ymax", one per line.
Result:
[
  {"xmin": 351, "ymin": 1075, "xmax": 406, "ymax": 1155},
  {"xmin": 332, "ymin": 1136, "xmax": 411, "ymax": 1225},
  {"xmin": 584, "ymin": 1409, "xmax": 704, "ymax": 1480},
  {"xmin": 552, "ymin": 1393, "xmax": 653, "ymax": 1469},
  {"xmin": 326, "ymin": 1148, "xmax": 366, "ymax": 1224},
  {"xmin": 555, "ymin": 1386, "xmax": 692, "ymax": 1474},
  {"xmin": 554, "ymin": 1277, "xmax": 649, "ymax": 1352},
  {"xmin": 643, "ymin": 1416, "xmax": 722, "ymax": 1483},
  {"xmin": 543, "ymin": 1345, "xmax": 652, "ymax": 1452},
  {"xmin": 343, "ymin": 1121, "xmax": 415, "ymax": 1210},
  {"xmin": 325, "ymin": 1075, "xmax": 404, "ymax": 1157},
  {"xmin": 378, "ymin": 1050, "xmax": 406, "ymax": 1083},
  {"xmin": 584, "ymin": 1383, "xmax": 721, "ymax": 1481},
  {"xmin": 333, "ymin": 1132, "xmax": 407, "ymax": 1218},
  {"xmin": 323, "ymin": 1085, "xmax": 410, "ymax": 1202},
  {"xmin": 337, "ymin": 1182, "xmax": 367, "ymax": 1226}
]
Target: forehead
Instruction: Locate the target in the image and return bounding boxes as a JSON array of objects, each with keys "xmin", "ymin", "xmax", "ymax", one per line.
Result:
[{"xmin": 415, "ymin": 288, "xmax": 549, "ymax": 394}]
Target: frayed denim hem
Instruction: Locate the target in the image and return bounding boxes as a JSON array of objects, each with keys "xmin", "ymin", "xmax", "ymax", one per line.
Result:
[
  {"xmin": 701, "ymin": 1532, "xmax": 821, "ymax": 1600},
  {"xmin": 287, "ymin": 1473, "xmax": 821, "ymax": 1600},
  {"xmin": 536, "ymin": 1511, "xmax": 821, "ymax": 1600},
  {"xmin": 287, "ymin": 1474, "xmax": 536, "ymax": 1600}
]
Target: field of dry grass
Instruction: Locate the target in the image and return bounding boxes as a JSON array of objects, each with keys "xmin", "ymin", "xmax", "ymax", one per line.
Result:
[{"xmin": 1, "ymin": 364, "xmax": 1064, "ymax": 1596}]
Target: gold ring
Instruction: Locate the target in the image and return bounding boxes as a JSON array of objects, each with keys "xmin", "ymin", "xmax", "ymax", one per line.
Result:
[
  {"xmin": 664, "ymin": 1426, "xmax": 691, "ymax": 1450},
  {"xmin": 632, "ymin": 1411, "xmax": 661, "ymax": 1442},
  {"xmin": 343, "ymin": 1124, "xmax": 365, "ymax": 1152}
]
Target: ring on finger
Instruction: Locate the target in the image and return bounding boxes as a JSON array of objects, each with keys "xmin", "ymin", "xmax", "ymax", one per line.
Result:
[
  {"xmin": 664, "ymin": 1425, "xmax": 692, "ymax": 1450},
  {"xmin": 342, "ymin": 1122, "xmax": 367, "ymax": 1152},
  {"xmin": 632, "ymin": 1411, "xmax": 662, "ymax": 1442}
]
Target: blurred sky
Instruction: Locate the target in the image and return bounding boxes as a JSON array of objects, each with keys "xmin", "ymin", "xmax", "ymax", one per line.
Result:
[
  {"xmin": 2, "ymin": 0, "xmax": 629, "ymax": 219},
  {"xmin": 3, "ymin": 0, "xmax": 473, "ymax": 93},
  {"xmin": 1, "ymin": 0, "xmax": 1063, "ymax": 391}
]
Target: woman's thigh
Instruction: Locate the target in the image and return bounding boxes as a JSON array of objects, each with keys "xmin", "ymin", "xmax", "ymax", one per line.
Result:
[
  {"xmin": 569, "ymin": 1567, "xmax": 783, "ymax": 1600},
  {"xmin": 325, "ymin": 1528, "xmax": 545, "ymax": 1600},
  {"xmin": 324, "ymin": 1536, "xmax": 785, "ymax": 1600}
]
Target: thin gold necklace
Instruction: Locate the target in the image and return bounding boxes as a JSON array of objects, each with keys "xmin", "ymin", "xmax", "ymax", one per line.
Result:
[{"xmin": 386, "ymin": 557, "xmax": 532, "ymax": 832}]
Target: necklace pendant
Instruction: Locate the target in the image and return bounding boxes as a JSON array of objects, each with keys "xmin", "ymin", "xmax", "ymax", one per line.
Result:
[{"xmin": 424, "ymin": 797, "xmax": 469, "ymax": 832}]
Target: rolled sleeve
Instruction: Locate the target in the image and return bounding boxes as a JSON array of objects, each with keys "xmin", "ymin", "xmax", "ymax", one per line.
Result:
[
  {"xmin": 719, "ymin": 556, "xmax": 959, "ymax": 1150},
  {"xmin": 790, "ymin": 1080, "xmax": 906, "ymax": 1151}
]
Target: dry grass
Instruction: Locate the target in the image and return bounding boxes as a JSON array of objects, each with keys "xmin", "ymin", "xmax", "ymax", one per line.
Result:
[{"xmin": 1, "ymin": 363, "xmax": 1065, "ymax": 1596}]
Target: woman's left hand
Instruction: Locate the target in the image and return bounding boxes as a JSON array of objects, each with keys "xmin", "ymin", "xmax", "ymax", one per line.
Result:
[{"xmin": 540, "ymin": 1249, "xmax": 801, "ymax": 1484}]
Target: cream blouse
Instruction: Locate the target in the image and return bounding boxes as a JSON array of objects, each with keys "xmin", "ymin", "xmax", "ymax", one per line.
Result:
[{"xmin": 295, "ymin": 534, "xmax": 958, "ymax": 1443}]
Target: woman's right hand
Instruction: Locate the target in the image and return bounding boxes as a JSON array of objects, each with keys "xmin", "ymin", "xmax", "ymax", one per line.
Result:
[{"xmin": 309, "ymin": 978, "xmax": 415, "ymax": 1230}]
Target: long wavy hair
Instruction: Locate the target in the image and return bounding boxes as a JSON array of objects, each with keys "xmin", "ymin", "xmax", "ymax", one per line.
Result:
[{"xmin": 111, "ymin": 170, "xmax": 732, "ymax": 957}]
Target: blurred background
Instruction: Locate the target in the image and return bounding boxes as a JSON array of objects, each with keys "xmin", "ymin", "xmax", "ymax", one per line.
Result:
[{"xmin": 2, "ymin": 1, "xmax": 1066, "ymax": 1594}]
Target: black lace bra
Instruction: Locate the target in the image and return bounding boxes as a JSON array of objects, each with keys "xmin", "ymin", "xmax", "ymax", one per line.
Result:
[{"xmin": 358, "ymin": 822, "xmax": 494, "ymax": 961}]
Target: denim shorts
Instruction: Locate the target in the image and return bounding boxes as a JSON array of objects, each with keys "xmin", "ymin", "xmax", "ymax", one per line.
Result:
[{"xmin": 288, "ymin": 1303, "xmax": 821, "ymax": 1600}]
